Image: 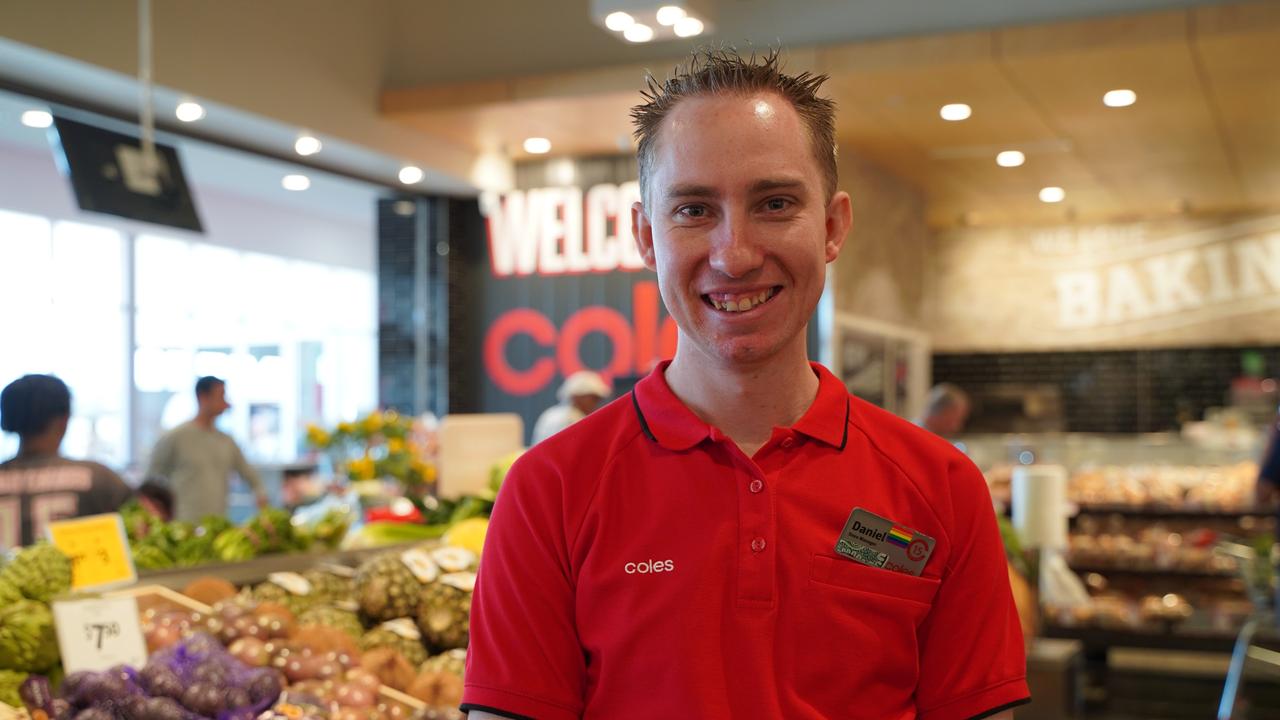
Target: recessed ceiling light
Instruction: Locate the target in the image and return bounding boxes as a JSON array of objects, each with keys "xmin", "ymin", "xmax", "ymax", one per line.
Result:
[
  {"xmin": 604, "ymin": 11, "xmax": 634, "ymax": 31},
  {"xmin": 623, "ymin": 23, "xmax": 654, "ymax": 43},
  {"xmin": 1103, "ymin": 89, "xmax": 1137, "ymax": 108},
  {"xmin": 175, "ymin": 101, "xmax": 206, "ymax": 122},
  {"xmin": 20, "ymin": 110, "xmax": 52, "ymax": 128},
  {"xmin": 1039, "ymin": 186, "xmax": 1065, "ymax": 203},
  {"xmin": 996, "ymin": 150, "xmax": 1025, "ymax": 168},
  {"xmin": 939, "ymin": 103, "xmax": 971, "ymax": 121},
  {"xmin": 674, "ymin": 17, "xmax": 704, "ymax": 37},
  {"xmin": 294, "ymin": 135, "xmax": 322, "ymax": 156},
  {"xmin": 656, "ymin": 6, "xmax": 686, "ymax": 26},
  {"xmin": 399, "ymin": 166, "xmax": 425, "ymax": 184},
  {"xmin": 282, "ymin": 174, "xmax": 310, "ymax": 191},
  {"xmin": 523, "ymin": 137, "xmax": 552, "ymax": 154}
]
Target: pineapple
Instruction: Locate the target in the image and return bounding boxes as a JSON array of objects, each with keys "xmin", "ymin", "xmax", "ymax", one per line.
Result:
[
  {"xmin": 302, "ymin": 567, "xmax": 355, "ymax": 604},
  {"xmin": 421, "ymin": 648, "xmax": 467, "ymax": 679},
  {"xmin": 297, "ymin": 605, "xmax": 364, "ymax": 640},
  {"xmin": 416, "ymin": 572, "xmax": 475, "ymax": 651},
  {"xmin": 356, "ymin": 551, "xmax": 432, "ymax": 622},
  {"xmin": 360, "ymin": 623, "xmax": 429, "ymax": 666}
]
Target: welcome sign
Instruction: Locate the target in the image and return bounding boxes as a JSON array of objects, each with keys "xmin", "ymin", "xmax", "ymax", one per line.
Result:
[{"xmin": 931, "ymin": 213, "xmax": 1280, "ymax": 351}]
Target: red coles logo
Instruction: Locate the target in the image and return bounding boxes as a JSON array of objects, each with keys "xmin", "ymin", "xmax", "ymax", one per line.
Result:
[{"xmin": 484, "ymin": 281, "xmax": 678, "ymax": 396}]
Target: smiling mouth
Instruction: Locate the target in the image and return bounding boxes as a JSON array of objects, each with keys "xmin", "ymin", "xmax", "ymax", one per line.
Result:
[{"xmin": 703, "ymin": 286, "xmax": 780, "ymax": 313}]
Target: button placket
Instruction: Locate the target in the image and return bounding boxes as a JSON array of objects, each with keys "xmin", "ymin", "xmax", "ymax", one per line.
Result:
[{"xmin": 736, "ymin": 460, "xmax": 774, "ymax": 605}]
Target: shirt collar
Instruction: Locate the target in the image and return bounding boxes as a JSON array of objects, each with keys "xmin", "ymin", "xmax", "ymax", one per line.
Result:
[{"xmin": 632, "ymin": 361, "xmax": 849, "ymax": 452}]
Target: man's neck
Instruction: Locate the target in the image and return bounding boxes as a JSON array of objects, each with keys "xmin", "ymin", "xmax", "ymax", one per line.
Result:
[
  {"xmin": 664, "ymin": 339, "xmax": 819, "ymax": 457},
  {"xmin": 193, "ymin": 413, "xmax": 217, "ymax": 430},
  {"xmin": 16, "ymin": 437, "xmax": 59, "ymax": 459}
]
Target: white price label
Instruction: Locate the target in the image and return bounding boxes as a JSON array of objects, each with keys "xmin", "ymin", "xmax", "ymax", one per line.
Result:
[
  {"xmin": 52, "ymin": 596, "xmax": 148, "ymax": 673},
  {"xmin": 401, "ymin": 548, "xmax": 440, "ymax": 583},
  {"xmin": 380, "ymin": 618, "xmax": 421, "ymax": 640},
  {"xmin": 268, "ymin": 571, "xmax": 313, "ymax": 596}
]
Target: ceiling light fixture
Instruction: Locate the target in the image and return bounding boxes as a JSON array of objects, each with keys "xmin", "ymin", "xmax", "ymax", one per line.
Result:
[
  {"xmin": 1039, "ymin": 186, "xmax": 1065, "ymax": 203},
  {"xmin": 674, "ymin": 16, "xmax": 704, "ymax": 37},
  {"xmin": 623, "ymin": 23, "xmax": 654, "ymax": 42},
  {"xmin": 399, "ymin": 166, "xmax": 425, "ymax": 184},
  {"xmin": 1103, "ymin": 89, "xmax": 1137, "ymax": 108},
  {"xmin": 20, "ymin": 110, "xmax": 52, "ymax": 128},
  {"xmin": 175, "ymin": 101, "xmax": 206, "ymax": 122},
  {"xmin": 593, "ymin": 2, "xmax": 716, "ymax": 42},
  {"xmin": 939, "ymin": 103, "xmax": 971, "ymax": 121},
  {"xmin": 523, "ymin": 137, "xmax": 552, "ymax": 154},
  {"xmin": 656, "ymin": 6, "xmax": 686, "ymax": 25},
  {"xmin": 282, "ymin": 174, "xmax": 310, "ymax": 191},
  {"xmin": 996, "ymin": 150, "xmax": 1025, "ymax": 168},
  {"xmin": 604, "ymin": 11, "xmax": 634, "ymax": 31},
  {"xmin": 294, "ymin": 135, "xmax": 322, "ymax": 156}
]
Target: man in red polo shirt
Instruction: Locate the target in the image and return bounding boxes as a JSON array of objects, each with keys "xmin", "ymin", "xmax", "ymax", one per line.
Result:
[{"xmin": 463, "ymin": 48, "xmax": 1028, "ymax": 720}]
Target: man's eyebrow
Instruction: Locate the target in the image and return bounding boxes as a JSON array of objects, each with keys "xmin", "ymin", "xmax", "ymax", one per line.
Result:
[
  {"xmin": 750, "ymin": 178, "xmax": 806, "ymax": 194},
  {"xmin": 663, "ymin": 178, "xmax": 808, "ymax": 201},
  {"xmin": 664, "ymin": 184, "xmax": 718, "ymax": 201}
]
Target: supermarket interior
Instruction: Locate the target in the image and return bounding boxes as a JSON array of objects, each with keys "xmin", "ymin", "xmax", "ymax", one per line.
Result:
[{"xmin": 0, "ymin": 0, "xmax": 1279, "ymax": 718}]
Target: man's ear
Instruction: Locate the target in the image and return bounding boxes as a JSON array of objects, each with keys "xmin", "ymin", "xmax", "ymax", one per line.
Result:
[
  {"xmin": 632, "ymin": 201, "xmax": 657, "ymax": 271},
  {"xmin": 824, "ymin": 191, "xmax": 852, "ymax": 264}
]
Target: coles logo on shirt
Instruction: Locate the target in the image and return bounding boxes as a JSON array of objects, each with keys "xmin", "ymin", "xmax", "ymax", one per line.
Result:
[{"xmin": 624, "ymin": 559, "xmax": 675, "ymax": 575}]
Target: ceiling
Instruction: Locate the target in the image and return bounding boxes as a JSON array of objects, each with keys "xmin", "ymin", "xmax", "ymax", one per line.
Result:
[
  {"xmin": 382, "ymin": 1, "xmax": 1279, "ymax": 228},
  {"xmin": 0, "ymin": 88, "xmax": 383, "ymax": 227}
]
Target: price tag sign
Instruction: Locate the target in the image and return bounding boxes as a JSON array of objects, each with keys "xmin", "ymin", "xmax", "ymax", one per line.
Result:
[
  {"xmin": 52, "ymin": 595, "xmax": 148, "ymax": 673},
  {"xmin": 47, "ymin": 513, "xmax": 136, "ymax": 590}
]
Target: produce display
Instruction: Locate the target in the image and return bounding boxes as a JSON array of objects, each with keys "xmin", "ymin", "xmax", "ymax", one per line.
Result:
[
  {"xmin": 124, "ymin": 504, "xmax": 326, "ymax": 571},
  {"xmin": 0, "ymin": 543, "xmax": 72, "ymax": 699},
  {"xmin": 0, "ymin": 431, "xmax": 517, "ymax": 719}
]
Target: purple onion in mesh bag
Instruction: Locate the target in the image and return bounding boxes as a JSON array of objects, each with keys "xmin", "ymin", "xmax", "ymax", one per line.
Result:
[{"xmin": 19, "ymin": 675, "xmax": 54, "ymax": 714}]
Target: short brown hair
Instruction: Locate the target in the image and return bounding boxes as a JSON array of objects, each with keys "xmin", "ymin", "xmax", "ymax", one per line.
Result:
[{"xmin": 631, "ymin": 47, "xmax": 838, "ymax": 203}]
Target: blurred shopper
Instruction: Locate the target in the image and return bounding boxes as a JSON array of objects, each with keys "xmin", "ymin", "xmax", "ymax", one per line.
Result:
[
  {"xmin": 148, "ymin": 376, "xmax": 267, "ymax": 522},
  {"xmin": 136, "ymin": 478, "xmax": 175, "ymax": 522},
  {"xmin": 464, "ymin": 49, "xmax": 1027, "ymax": 720},
  {"xmin": 917, "ymin": 382, "xmax": 971, "ymax": 438},
  {"xmin": 530, "ymin": 371, "xmax": 612, "ymax": 444},
  {"xmin": 0, "ymin": 374, "xmax": 132, "ymax": 548},
  {"xmin": 1256, "ymin": 408, "xmax": 1280, "ymax": 507}
]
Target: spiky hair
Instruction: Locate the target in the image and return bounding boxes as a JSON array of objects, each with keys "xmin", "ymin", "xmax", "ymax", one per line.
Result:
[{"xmin": 631, "ymin": 47, "xmax": 838, "ymax": 202}]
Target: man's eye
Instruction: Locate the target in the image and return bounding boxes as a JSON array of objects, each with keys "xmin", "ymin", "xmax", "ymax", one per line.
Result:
[
  {"xmin": 764, "ymin": 198, "xmax": 791, "ymax": 212},
  {"xmin": 677, "ymin": 205, "xmax": 707, "ymax": 218}
]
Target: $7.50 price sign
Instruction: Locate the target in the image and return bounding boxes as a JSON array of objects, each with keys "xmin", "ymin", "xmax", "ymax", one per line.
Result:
[
  {"xmin": 52, "ymin": 596, "xmax": 148, "ymax": 673},
  {"xmin": 83, "ymin": 621, "xmax": 122, "ymax": 650}
]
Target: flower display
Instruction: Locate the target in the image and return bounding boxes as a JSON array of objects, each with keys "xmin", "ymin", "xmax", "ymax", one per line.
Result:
[{"xmin": 305, "ymin": 411, "xmax": 437, "ymax": 495}]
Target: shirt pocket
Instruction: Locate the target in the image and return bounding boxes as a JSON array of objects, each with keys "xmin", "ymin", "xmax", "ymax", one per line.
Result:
[
  {"xmin": 793, "ymin": 554, "xmax": 942, "ymax": 718},
  {"xmin": 809, "ymin": 553, "xmax": 940, "ymax": 606}
]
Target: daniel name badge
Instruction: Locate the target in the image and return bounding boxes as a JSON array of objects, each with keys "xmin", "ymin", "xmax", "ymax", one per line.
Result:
[{"xmin": 835, "ymin": 507, "xmax": 936, "ymax": 577}]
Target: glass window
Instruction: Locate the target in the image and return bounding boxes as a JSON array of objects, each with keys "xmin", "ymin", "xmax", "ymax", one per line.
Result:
[{"xmin": 0, "ymin": 212, "xmax": 127, "ymax": 467}]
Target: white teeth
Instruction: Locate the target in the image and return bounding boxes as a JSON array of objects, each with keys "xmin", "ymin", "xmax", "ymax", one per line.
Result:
[{"xmin": 709, "ymin": 290, "xmax": 779, "ymax": 312}]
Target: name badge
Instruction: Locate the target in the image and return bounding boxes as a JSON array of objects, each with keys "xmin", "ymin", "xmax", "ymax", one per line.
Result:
[{"xmin": 835, "ymin": 507, "xmax": 935, "ymax": 577}]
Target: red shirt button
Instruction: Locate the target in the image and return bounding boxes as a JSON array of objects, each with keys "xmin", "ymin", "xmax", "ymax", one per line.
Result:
[
  {"xmin": 748, "ymin": 479, "xmax": 764, "ymax": 494},
  {"xmin": 750, "ymin": 537, "xmax": 766, "ymax": 553},
  {"xmin": 781, "ymin": 437, "xmax": 796, "ymax": 449}
]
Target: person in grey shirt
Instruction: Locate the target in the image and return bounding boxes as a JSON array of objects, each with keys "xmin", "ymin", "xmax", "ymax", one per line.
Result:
[{"xmin": 148, "ymin": 376, "xmax": 267, "ymax": 522}]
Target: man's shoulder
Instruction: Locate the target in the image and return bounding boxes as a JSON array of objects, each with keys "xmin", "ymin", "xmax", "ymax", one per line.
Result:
[{"xmin": 846, "ymin": 394, "xmax": 975, "ymax": 482}]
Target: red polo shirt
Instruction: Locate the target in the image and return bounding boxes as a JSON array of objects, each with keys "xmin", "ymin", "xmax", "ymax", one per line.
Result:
[{"xmin": 463, "ymin": 362, "xmax": 1028, "ymax": 720}]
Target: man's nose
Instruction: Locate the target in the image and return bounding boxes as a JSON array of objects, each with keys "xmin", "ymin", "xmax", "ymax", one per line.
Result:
[{"xmin": 708, "ymin": 212, "xmax": 763, "ymax": 278}]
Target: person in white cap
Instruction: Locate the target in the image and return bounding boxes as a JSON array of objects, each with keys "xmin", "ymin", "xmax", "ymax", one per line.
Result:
[{"xmin": 531, "ymin": 371, "xmax": 612, "ymax": 444}]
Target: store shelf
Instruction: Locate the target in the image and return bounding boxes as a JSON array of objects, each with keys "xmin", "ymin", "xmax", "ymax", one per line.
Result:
[
  {"xmin": 1073, "ymin": 505, "xmax": 1275, "ymax": 519},
  {"xmin": 133, "ymin": 541, "xmax": 418, "ymax": 590},
  {"xmin": 1044, "ymin": 618, "xmax": 1280, "ymax": 654},
  {"xmin": 1068, "ymin": 564, "xmax": 1241, "ymax": 580}
]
